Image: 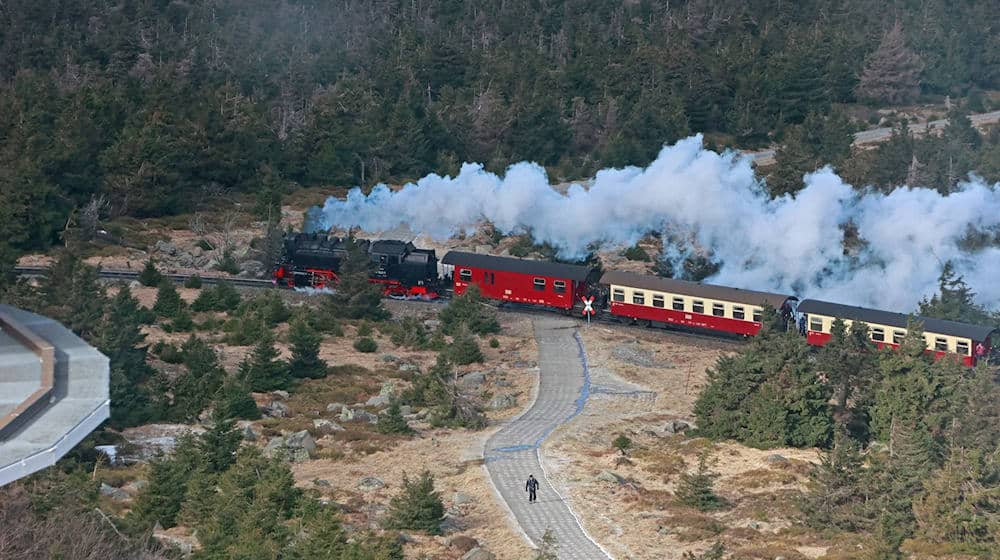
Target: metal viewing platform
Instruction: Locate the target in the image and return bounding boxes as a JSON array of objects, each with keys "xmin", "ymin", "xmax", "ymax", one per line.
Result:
[{"xmin": 0, "ymin": 305, "xmax": 109, "ymax": 486}]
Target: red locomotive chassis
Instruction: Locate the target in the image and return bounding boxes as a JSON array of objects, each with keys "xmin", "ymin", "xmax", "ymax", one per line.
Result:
[{"xmin": 441, "ymin": 251, "xmax": 594, "ymax": 310}]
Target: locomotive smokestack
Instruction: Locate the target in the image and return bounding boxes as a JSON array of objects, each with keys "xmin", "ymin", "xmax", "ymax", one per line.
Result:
[{"xmin": 312, "ymin": 135, "xmax": 1000, "ymax": 313}]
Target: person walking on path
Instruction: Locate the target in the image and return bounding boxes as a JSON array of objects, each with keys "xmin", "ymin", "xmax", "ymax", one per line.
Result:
[{"xmin": 525, "ymin": 474, "xmax": 539, "ymax": 503}]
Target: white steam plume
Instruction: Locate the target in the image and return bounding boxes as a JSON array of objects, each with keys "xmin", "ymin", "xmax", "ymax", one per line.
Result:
[{"xmin": 314, "ymin": 135, "xmax": 1000, "ymax": 313}]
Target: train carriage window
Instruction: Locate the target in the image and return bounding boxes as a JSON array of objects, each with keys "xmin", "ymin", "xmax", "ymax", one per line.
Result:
[
  {"xmin": 652, "ymin": 295, "xmax": 665, "ymax": 308},
  {"xmin": 809, "ymin": 316, "xmax": 823, "ymax": 332},
  {"xmin": 692, "ymin": 300, "xmax": 705, "ymax": 314},
  {"xmin": 871, "ymin": 328, "xmax": 885, "ymax": 342},
  {"xmin": 553, "ymin": 280, "xmax": 566, "ymax": 294},
  {"xmin": 753, "ymin": 308, "xmax": 762, "ymax": 323},
  {"xmin": 957, "ymin": 340, "xmax": 970, "ymax": 356},
  {"xmin": 672, "ymin": 297, "xmax": 685, "ymax": 311},
  {"xmin": 935, "ymin": 338, "xmax": 948, "ymax": 352},
  {"xmin": 459, "ymin": 269, "xmax": 472, "ymax": 281},
  {"xmin": 893, "ymin": 330, "xmax": 905, "ymax": 345},
  {"xmin": 733, "ymin": 306, "xmax": 745, "ymax": 320},
  {"xmin": 633, "ymin": 291, "xmax": 646, "ymax": 305},
  {"xmin": 612, "ymin": 288, "xmax": 625, "ymax": 302},
  {"xmin": 533, "ymin": 278, "xmax": 546, "ymax": 291},
  {"xmin": 712, "ymin": 303, "xmax": 725, "ymax": 317}
]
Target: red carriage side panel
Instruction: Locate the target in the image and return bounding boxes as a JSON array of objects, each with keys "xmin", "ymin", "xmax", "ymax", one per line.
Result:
[
  {"xmin": 444, "ymin": 251, "xmax": 594, "ymax": 311},
  {"xmin": 610, "ymin": 301, "xmax": 764, "ymax": 336}
]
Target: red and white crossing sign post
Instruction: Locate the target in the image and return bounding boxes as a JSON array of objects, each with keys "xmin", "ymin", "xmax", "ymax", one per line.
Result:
[{"xmin": 581, "ymin": 296, "xmax": 595, "ymax": 325}]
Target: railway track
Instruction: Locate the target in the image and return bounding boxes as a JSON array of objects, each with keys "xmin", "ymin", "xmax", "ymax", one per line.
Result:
[
  {"xmin": 14, "ymin": 266, "xmax": 275, "ymax": 290},
  {"xmin": 15, "ymin": 265, "xmax": 742, "ymax": 348}
]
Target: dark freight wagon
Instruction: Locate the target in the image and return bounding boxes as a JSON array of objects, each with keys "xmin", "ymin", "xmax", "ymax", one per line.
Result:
[{"xmin": 441, "ymin": 251, "xmax": 596, "ymax": 310}]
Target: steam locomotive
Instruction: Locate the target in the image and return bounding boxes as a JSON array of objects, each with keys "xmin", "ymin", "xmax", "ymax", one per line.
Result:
[{"xmin": 272, "ymin": 233, "xmax": 440, "ymax": 298}]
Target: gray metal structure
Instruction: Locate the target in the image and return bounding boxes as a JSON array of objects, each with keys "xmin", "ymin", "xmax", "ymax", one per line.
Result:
[{"xmin": 0, "ymin": 305, "xmax": 109, "ymax": 486}]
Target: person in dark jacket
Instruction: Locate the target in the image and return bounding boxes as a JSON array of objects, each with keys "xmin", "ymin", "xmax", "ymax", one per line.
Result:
[{"xmin": 525, "ymin": 474, "xmax": 539, "ymax": 503}]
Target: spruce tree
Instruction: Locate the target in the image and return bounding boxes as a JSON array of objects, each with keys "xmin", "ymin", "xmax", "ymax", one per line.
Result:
[
  {"xmin": 799, "ymin": 433, "xmax": 867, "ymax": 531},
  {"xmin": 675, "ymin": 453, "xmax": 725, "ymax": 511},
  {"xmin": 238, "ymin": 329, "xmax": 290, "ymax": 392},
  {"xmin": 384, "ymin": 471, "xmax": 445, "ymax": 535},
  {"xmin": 288, "ymin": 315, "xmax": 328, "ymax": 379},
  {"xmin": 139, "ymin": 258, "xmax": 163, "ymax": 287},
  {"xmin": 912, "ymin": 448, "xmax": 1000, "ymax": 549},
  {"xmin": 99, "ymin": 284, "xmax": 155, "ymax": 427},
  {"xmin": 447, "ymin": 328, "xmax": 484, "ymax": 365},
  {"xmin": 321, "ymin": 236, "xmax": 388, "ymax": 321},
  {"xmin": 153, "ymin": 280, "xmax": 184, "ymax": 319},
  {"xmin": 214, "ymin": 379, "xmax": 261, "ymax": 420},
  {"xmin": 377, "ymin": 400, "xmax": 414, "ymax": 435},
  {"xmin": 817, "ymin": 319, "xmax": 876, "ymax": 433},
  {"xmin": 438, "ymin": 284, "xmax": 500, "ymax": 335},
  {"xmin": 198, "ymin": 411, "xmax": 243, "ymax": 473},
  {"xmin": 855, "ymin": 22, "xmax": 923, "ymax": 104},
  {"xmin": 171, "ymin": 335, "xmax": 226, "ymax": 421},
  {"xmin": 918, "ymin": 262, "xmax": 996, "ymax": 326}
]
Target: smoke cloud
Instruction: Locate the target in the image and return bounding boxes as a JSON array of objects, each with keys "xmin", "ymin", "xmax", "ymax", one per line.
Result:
[{"xmin": 313, "ymin": 135, "xmax": 1000, "ymax": 313}]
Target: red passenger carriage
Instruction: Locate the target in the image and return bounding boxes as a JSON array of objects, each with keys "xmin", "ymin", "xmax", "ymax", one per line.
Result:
[{"xmin": 441, "ymin": 251, "xmax": 596, "ymax": 310}]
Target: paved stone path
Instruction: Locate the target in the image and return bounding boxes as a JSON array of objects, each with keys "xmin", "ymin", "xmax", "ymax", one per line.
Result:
[{"xmin": 484, "ymin": 318, "xmax": 610, "ymax": 559}]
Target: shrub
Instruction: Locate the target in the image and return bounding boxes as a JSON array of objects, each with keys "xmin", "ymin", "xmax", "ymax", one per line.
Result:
[
  {"xmin": 384, "ymin": 317, "xmax": 429, "ymax": 349},
  {"xmin": 622, "ymin": 244, "xmax": 651, "ymax": 261},
  {"xmin": 183, "ymin": 275, "xmax": 203, "ymax": 289},
  {"xmin": 356, "ymin": 321, "xmax": 372, "ymax": 337},
  {"xmin": 195, "ymin": 239, "xmax": 214, "ymax": 251},
  {"xmin": 383, "ymin": 471, "xmax": 445, "ymax": 534},
  {"xmin": 613, "ymin": 434, "xmax": 633, "ymax": 456},
  {"xmin": 489, "ymin": 338, "xmax": 500, "ymax": 348},
  {"xmin": 354, "ymin": 337, "xmax": 377, "ymax": 353},
  {"xmin": 139, "ymin": 259, "xmax": 163, "ymax": 287},
  {"xmin": 192, "ymin": 281, "xmax": 242, "ymax": 312},
  {"xmin": 166, "ymin": 310, "xmax": 194, "ymax": 332},
  {"xmin": 154, "ymin": 342, "xmax": 183, "ymax": 364},
  {"xmin": 288, "ymin": 316, "xmax": 328, "ymax": 379},
  {"xmin": 214, "ymin": 380, "xmax": 261, "ymax": 420}
]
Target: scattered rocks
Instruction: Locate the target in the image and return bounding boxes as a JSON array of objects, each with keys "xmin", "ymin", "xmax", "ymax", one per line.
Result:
[
  {"xmin": 423, "ymin": 319, "xmax": 441, "ymax": 330},
  {"xmin": 122, "ymin": 479, "xmax": 148, "ymax": 495},
  {"xmin": 313, "ymin": 479, "xmax": 332, "ymax": 487},
  {"xmin": 326, "ymin": 402, "xmax": 346, "ymax": 413},
  {"xmin": 357, "ymin": 476, "xmax": 385, "ymax": 492},
  {"xmin": 99, "ymin": 483, "xmax": 130, "ymax": 501},
  {"xmin": 154, "ymin": 240, "xmax": 178, "ymax": 256},
  {"xmin": 447, "ymin": 535, "xmax": 479, "ymax": 553},
  {"xmin": 664, "ymin": 420, "xmax": 692, "ymax": 435},
  {"xmin": 341, "ymin": 408, "xmax": 378, "ymax": 424},
  {"xmin": 398, "ymin": 363, "xmax": 419, "ymax": 373},
  {"xmin": 121, "ymin": 423, "xmax": 206, "ymax": 460},
  {"xmin": 767, "ymin": 454, "xmax": 788, "ymax": 464},
  {"xmin": 366, "ymin": 395, "xmax": 391, "ymax": 408},
  {"xmin": 453, "ymin": 492, "xmax": 475, "ymax": 506},
  {"xmin": 612, "ymin": 343, "xmax": 673, "ymax": 369},
  {"xmin": 266, "ymin": 400, "xmax": 290, "ymax": 418},
  {"xmin": 238, "ymin": 260, "xmax": 265, "ymax": 278},
  {"xmin": 379, "ymin": 381, "xmax": 396, "ymax": 397},
  {"xmin": 488, "ymin": 393, "xmax": 517, "ymax": 411},
  {"xmin": 313, "ymin": 418, "xmax": 345, "ymax": 434},
  {"xmin": 264, "ymin": 430, "xmax": 316, "ymax": 462},
  {"xmin": 461, "ymin": 547, "xmax": 496, "ymax": 560},
  {"xmin": 595, "ymin": 470, "xmax": 626, "ymax": 484},
  {"xmin": 494, "ymin": 379, "xmax": 513, "ymax": 388},
  {"xmin": 271, "ymin": 390, "xmax": 290, "ymax": 400},
  {"xmin": 399, "ymin": 405, "xmax": 412, "ymax": 416},
  {"xmin": 460, "ymin": 371, "xmax": 488, "ymax": 388}
]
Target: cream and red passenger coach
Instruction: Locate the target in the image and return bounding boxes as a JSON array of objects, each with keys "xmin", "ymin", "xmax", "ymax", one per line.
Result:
[
  {"xmin": 797, "ymin": 299, "xmax": 995, "ymax": 366},
  {"xmin": 600, "ymin": 270, "xmax": 797, "ymax": 336}
]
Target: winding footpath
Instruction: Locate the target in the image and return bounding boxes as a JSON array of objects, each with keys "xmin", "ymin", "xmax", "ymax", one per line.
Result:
[{"xmin": 484, "ymin": 318, "xmax": 611, "ymax": 559}]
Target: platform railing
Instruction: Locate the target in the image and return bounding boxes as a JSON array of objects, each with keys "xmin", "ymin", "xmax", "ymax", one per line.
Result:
[{"xmin": 0, "ymin": 311, "xmax": 55, "ymax": 440}]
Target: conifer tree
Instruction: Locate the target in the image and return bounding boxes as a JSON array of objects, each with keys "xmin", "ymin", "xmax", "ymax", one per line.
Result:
[
  {"xmin": 238, "ymin": 329, "xmax": 290, "ymax": 392},
  {"xmin": 214, "ymin": 379, "xmax": 261, "ymax": 420},
  {"xmin": 377, "ymin": 400, "xmax": 414, "ymax": 435},
  {"xmin": 675, "ymin": 453, "xmax": 725, "ymax": 511},
  {"xmin": 152, "ymin": 280, "xmax": 184, "ymax": 319},
  {"xmin": 288, "ymin": 315, "xmax": 327, "ymax": 379},
  {"xmin": 197, "ymin": 411, "xmax": 243, "ymax": 473},
  {"xmin": 384, "ymin": 471, "xmax": 445, "ymax": 534},
  {"xmin": 800, "ymin": 433, "xmax": 868, "ymax": 531},
  {"xmin": 855, "ymin": 22, "xmax": 923, "ymax": 104},
  {"xmin": 918, "ymin": 262, "xmax": 996, "ymax": 326},
  {"xmin": 171, "ymin": 335, "xmax": 226, "ymax": 421},
  {"xmin": 438, "ymin": 284, "xmax": 500, "ymax": 336},
  {"xmin": 139, "ymin": 258, "xmax": 163, "ymax": 287},
  {"xmin": 447, "ymin": 328, "xmax": 484, "ymax": 365},
  {"xmin": 912, "ymin": 448, "xmax": 1000, "ymax": 549},
  {"xmin": 818, "ymin": 319, "xmax": 876, "ymax": 433},
  {"xmin": 100, "ymin": 284, "xmax": 155, "ymax": 427},
  {"xmin": 321, "ymin": 236, "xmax": 388, "ymax": 321}
]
